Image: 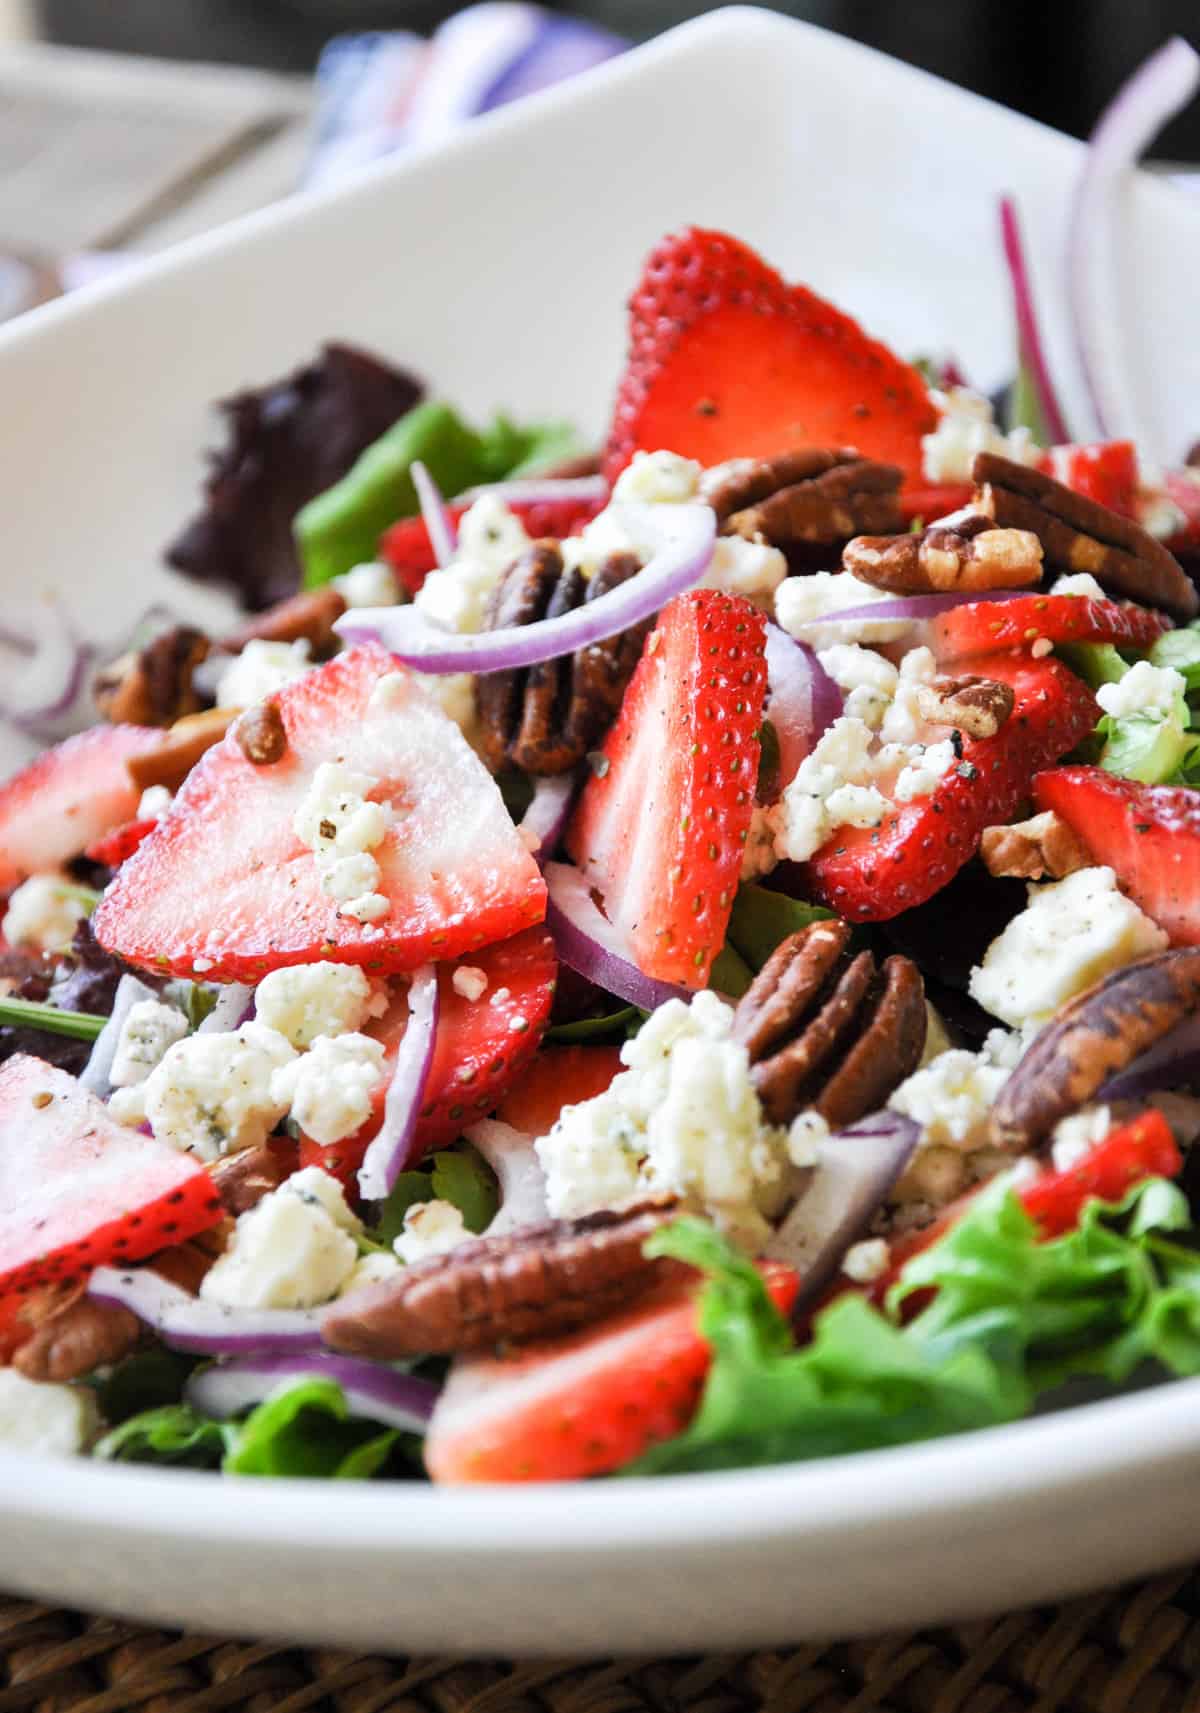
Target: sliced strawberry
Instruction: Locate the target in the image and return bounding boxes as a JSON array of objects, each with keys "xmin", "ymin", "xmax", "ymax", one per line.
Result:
[
  {"xmin": 93, "ymin": 645, "xmax": 546, "ymax": 983},
  {"xmin": 380, "ymin": 494, "xmax": 604, "ymax": 596},
  {"xmin": 805, "ymin": 654, "xmax": 1097, "ymax": 922},
  {"xmin": 930, "ymin": 593, "xmax": 1170, "ymax": 663},
  {"xmin": 1046, "ymin": 440, "xmax": 1139, "ymax": 517},
  {"xmin": 426, "ymin": 1262, "xmax": 799, "ymax": 1483},
  {"xmin": 0, "ymin": 726, "xmax": 166, "ymax": 893},
  {"xmin": 1033, "ymin": 765, "xmax": 1200, "ymax": 945},
  {"xmin": 898, "ymin": 483, "xmax": 972, "ymax": 526},
  {"xmin": 566, "ymin": 589, "xmax": 768, "ymax": 988},
  {"xmin": 84, "ymin": 816, "xmax": 158, "ymax": 869},
  {"xmin": 301, "ymin": 927, "xmax": 559, "ymax": 1184},
  {"xmin": 0, "ymin": 1054, "xmax": 223, "ymax": 1323},
  {"xmin": 1164, "ymin": 469, "xmax": 1200, "ymax": 550},
  {"xmin": 603, "ymin": 228, "xmax": 936, "ymax": 488},
  {"xmin": 495, "ymin": 1043, "xmax": 624, "ymax": 1137}
]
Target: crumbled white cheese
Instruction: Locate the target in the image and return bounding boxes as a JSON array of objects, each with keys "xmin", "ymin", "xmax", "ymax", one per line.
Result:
[
  {"xmin": 215, "ymin": 638, "xmax": 312, "ymax": 709},
  {"xmin": 136, "ymin": 785, "xmax": 173, "ymax": 821},
  {"xmin": 787, "ymin": 1109, "xmax": 831, "ymax": 1169},
  {"xmin": 271, "ymin": 1032, "xmax": 386, "ymax": 1146},
  {"xmin": 292, "ymin": 760, "xmax": 391, "ymax": 925},
  {"xmin": 200, "ymin": 1167, "xmax": 361, "ymax": 1310},
  {"xmin": 413, "ymin": 495, "xmax": 529, "ymax": 634},
  {"xmin": 1138, "ymin": 490, "xmax": 1187, "ymax": 541},
  {"xmin": 536, "ymin": 988, "xmax": 790, "ymax": 1251},
  {"xmin": 1050, "ymin": 1105, "xmax": 1113, "ymax": 1172},
  {"xmin": 775, "ymin": 571, "xmax": 912, "ymax": 649},
  {"xmin": 969, "ymin": 866, "xmax": 1169, "ymax": 1028},
  {"xmin": 894, "ymin": 738, "xmax": 957, "ymax": 802},
  {"xmin": 339, "ymin": 1250, "xmax": 404, "ymax": 1295},
  {"xmin": 878, "ymin": 646, "xmax": 940, "ymax": 748},
  {"xmin": 0, "ymin": 1369, "xmax": 99, "ymax": 1456},
  {"xmin": 773, "ymin": 716, "xmax": 877, "ymax": 861},
  {"xmin": 332, "ymin": 560, "xmax": 400, "ymax": 608},
  {"xmin": 818, "ymin": 643, "xmax": 899, "ymax": 730},
  {"xmin": 107, "ymin": 1084, "xmax": 147, "ymax": 1127},
  {"xmin": 394, "ymin": 1198, "xmax": 471, "ymax": 1264},
  {"xmin": 2, "ymin": 873, "xmax": 87, "ymax": 952},
  {"xmin": 699, "ymin": 534, "xmax": 788, "ymax": 609},
  {"xmin": 612, "ymin": 448, "xmax": 702, "ymax": 505},
  {"xmin": 143, "ymin": 1021, "xmax": 296, "ymax": 1162},
  {"xmin": 921, "ymin": 387, "xmax": 1042, "ymax": 485},
  {"xmin": 824, "ymin": 780, "xmax": 892, "ymax": 829},
  {"xmin": 889, "ymin": 1044, "xmax": 1013, "ymax": 1153},
  {"xmin": 1050, "ymin": 572, "xmax": 1107, "ymax": 600},
  {"xmin": 451, "ymin": 965, "xmax": 489, "ymax": 1002},
  {"xmin": 109, "ymin": 999, "xmax": 190, "ymax": 1089},
  {"xmin": 841, "ymin": 1237, "xmax": 891, "ymax": 1283},
  {"xmin": 1096, "ymin": 660, "xmax": 1187, "ymax": 721},
  {"xmin": 254, "ymin": 962, "xmax": 377, "ymax": 1049}
]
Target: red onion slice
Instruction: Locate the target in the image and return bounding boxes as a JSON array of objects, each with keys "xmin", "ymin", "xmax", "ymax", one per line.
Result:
[
  {"xmin": 411, "ymin": 459, "xmax": 457, "ymax": 570},
  {"xmin": 186, "ymin": 1352, "xmax": 439, "ymax": 1432},
  {"xmin": 785, "ymin": 588, "xmax": 1028, "ymax": 635},
  {"xmin": 357, "ymin": 965, "xmax": 440, "ymax": 1202},
  {"xmin": 999, "ymin": 195, "xmax": 1070, "ymax": 446},
  {"xmin": 335, "ymin": 501, "xmax": 717, "ymax": 674},
  {"xmin": 519, "ymin": 772, "xmax": 579, "ymax": 865},
  {"xmin": 764, "ymin": 623, "xmax": 842, "ymax": 789},
  {"xmin": 466, "ymin": 1119, "xmax": 551, "ymax": 1233},
  {"xmin": 764, "ymin": 1113, "xmax": 919, "ymax": 1309},
  {"xmin": 197, "ymin": 983, "xmax": 255, "ymax": 1035},
  {"xmin": 544, "ymin": 861, "xmax": 691, "ymax": 1012},
  {"xmin": 1099, "ymin": 1013, "xmax": 1200, "ymax": 1104},
  {"xmin": 1067, "ymin": 37, "xmax": 1200, "ymax": 445},
  {"xmin": 81, "ymin": 974, "xmax": 162, "ymax": 1098},
  {"xmin": 88, "ymin": 1266, "xmax": 324, "ymax": 1355},
  {"xmin": 457, "ymin": 474, "xmax": 607, "ymax": 508}
]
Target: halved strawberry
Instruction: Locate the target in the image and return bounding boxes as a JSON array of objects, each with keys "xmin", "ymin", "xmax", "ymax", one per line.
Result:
[
  {"xmin": 1164, "ymin": 469, "xmax": 1200, "ymax": 550},
  {"xmin": 898, "ymin": 483, "xmax": 972, "ymax": 526},
  {"xmin": 930, "ymin": 593, "xmax": 1170, "ymax": 663},
  {"xmin": 567, "ymin": 589, "xmax": 768, "ymax": 988},
  {"xmin": 425, "ymin": 1262, "xmax": 799, "ymax": 1483},
  {"xmin": 805, "ymin": 654, "xmax": 1097, "ymax": 922},
  {"xmin": 1046, "ymin": 440, "xmax": 1139, "ymax": 517},
  {"xmin": 84, "ymin": 816, "xmax": 158, "ymax": 869},
  {"xmin": 93, "ymin": 645, "xmax": 546, "ymax": 983},
  {"xmin": 495, "ymin": 1043, "xmax": 624, "ymax": 1137},
  {"xmin": 603, "ymin": 228, "xmax": 937, "ymax": 488},
  {"xmin": 0, "ymin": 1054, "xmax": 223, "ymax": 1349},
  {"xmin": 1033, "ymin": 765, "xmax": 1200, "ymax": 945},
  {"xmin": 0, "ymin": 726, "xmax": 166, "ymax": 893},
  {"xmin": 301, "ymin": 927, "xmax": 559, "ymax": 1184},
  {"xmin": 380, "ymin": 494, "xmax": 604, "ymax": 596}
]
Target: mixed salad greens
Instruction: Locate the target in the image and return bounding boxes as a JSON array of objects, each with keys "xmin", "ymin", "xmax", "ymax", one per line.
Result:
[{"xmin": 4, "ymin": 43, "xmax": 1200, "ymax": 1486}]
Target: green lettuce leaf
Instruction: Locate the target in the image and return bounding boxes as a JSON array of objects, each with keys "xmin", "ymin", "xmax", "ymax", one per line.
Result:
[
  {"xmin": 1148, "ymin": 624, "xmax": 1200, "ymax": 690},
  {"xmin": 96, "ymin": 1403, "xmax": 231, "ymax": 1469},
  {"xmin": 1057, "ymin": 642, "xmax": 1131, "ymax": 689},
  {"xmin": 724, "ymin": 884, "xmax": 834, "ymax": 973},
  {"xmin": 545, "ymin": 1006, "xmax": 639, "ymax": 1043},
  {"xmin": 222, "ymin": 1378, "xmax": 400, "ymax": 1479},
  {"xmin": 372, "ymin": 1141, "xmax": 498, "ymax": 1249},
  {"xmin": 92, "ymin": 1348, "xmax": 195, "ymax": 1424},
  {"xmin": 1097, "ymin": 711, "xmax": 1200, "ymax": 785}
]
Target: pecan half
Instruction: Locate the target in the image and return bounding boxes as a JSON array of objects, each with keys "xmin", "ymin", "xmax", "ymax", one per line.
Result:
[
  {"xmin": 475, "ymin": 543, "xmax": 649, "ymax": 775},
  {"xmin": 320, "ymin": 1200, "xmax": 681, "ymax": 1358},
  {"xmin": 843, "ymin": 513, "xmax": 1042, "ymax": 594},
  {"xmin": 973, "ymin": 451, "xmax": 1198, "ymax": 619},
  {"xmin": 732, "ymin": 921, "xmax": 926, "ymax": 1128},
  {"xmin": 126, "ymin": 707, "xmax": 237, "ymax": 794},
  {"xmin": 914, "ymin": 673, "xmax": 1015, "ymax": 740},
  {"xmin": 94, "ymin": 626, "xmax": 211, "ymax": 727},
  {"xmin": 220, "ymin": 586, "xmax": 346, "ymax": 655},
  {"xmin": 991, "ymin": 947, "xmax": 1200, "ymax": 1150},
  {"xmin": 980, "ymin": 810, "xmax": 1091, "ymax": 882},
  {"xmin": 10, "ymin": 1283, "xmax": 140, "ymax": 1383},
  {"xmin": 210, "ymin": 1141, "xmax": 296, "ymax": 1217},
  {"xmin": 701, "ymin": 448, "xmax": 903, "ymax": 548}
]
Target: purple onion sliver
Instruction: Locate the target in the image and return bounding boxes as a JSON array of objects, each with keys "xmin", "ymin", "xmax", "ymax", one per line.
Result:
[
  {"xmin": 1067, "ymin": 37, "xmax": 1200, "ymax": 445},
  {"xmin": 197, "ymin": 983, "xmax": 255, "ymax": 1035},
  {"xmin": 764, "ymin": 623, "xmax": 842, "ymax": 788},
  {"xmin": 519, "ymin": 772, "xmax": 579, "ymax": 866},
  {"xmin": 411, "ymin": 459, "xmax": 457, "ymax": 569},
  {"xmin": 466, "ymin": 1119, "xmax": 551, "ymax": 1234},
  {"xmin": 544, "ymin": 862, "xmax": 691, "ymax": 1012},
  {"xmin": 357, "ymin": 965, "xmax": 440, "ymax": 1202},
  {"xmin": 787, "ymin": 588, "xmax": 1029, "ymax": 633},
  {"xmin": 456, "ymin": 474, "xmax": 607, "ymax": 508},
  {"xmin": 186, "ymin": 1352, "xmax": 439, "ymax": 1433},
  {"xmin": 335, "ymin": 501, "xmax": 716, "ymax": 676},
  {"xmin": 82, "ymin": 974, "xmax": 160, "ymax": 1098},
  {"xmin": 87, "ymin": 1266, "xmax": 324, "ymax": 1356},
  {"xmin": 764, "ymin": 1115, "xmax": 919, "ymax": 1310},
  {"xmin": 999, "ymin": 195, "xmax": 1070, "ymax": 446},
  {"xmin": 1098, "ymin": 1012, "xmax": 1200, "ymax": 1104}
]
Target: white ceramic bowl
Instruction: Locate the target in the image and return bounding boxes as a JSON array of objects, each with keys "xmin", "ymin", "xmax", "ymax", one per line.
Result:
[{"xmin": 3, "ymin": 7, "xmax": 1200, "ymax": 1656}]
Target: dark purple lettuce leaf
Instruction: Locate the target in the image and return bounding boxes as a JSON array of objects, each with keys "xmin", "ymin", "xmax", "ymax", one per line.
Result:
[
  {"xmin": 165, "ymin": 342, "xmax": 423, "ymax": 612},
  {"xmin": 0, "ymin": 921, "xmax": 158, "ymax": 1076}
]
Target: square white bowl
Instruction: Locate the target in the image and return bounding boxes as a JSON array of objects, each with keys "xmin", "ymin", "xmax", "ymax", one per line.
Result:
[{"xmin": 2, "ymin": 7, "xmax": 1200, "ymax": 1656}]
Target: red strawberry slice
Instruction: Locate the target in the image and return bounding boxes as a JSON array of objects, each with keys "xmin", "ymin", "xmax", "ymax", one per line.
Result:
[
  {"xmin": 603, "ymin": 227, "xmax": 937, "ymax": 489},
  {"xmin": 1046, "ymin": 440, "xmax": 1139, "ymax": 517},
  {"xmin": 0, "ymin": 1054, "xmax": 223, "ymax": 1348},
  {"xmin": 930, "ymin": 593, "xmax": 1169, "ymax": 663},
  {"xmin": 380, "ymin": 494, "xmax": 604, "ymax": 596},
  {"xmin": 898, "ymin": 483, "xmax": 972, "ymax": 526},
  {"xmin": 93, "ymin": 645, "xmax": 546, "ymax": 983},
  {"xmin": 805, "ymin": 654, "xmax": 1098, "ymax": 922},
  {"xmin": 1033, "ymin": 765, "xmax": 1200, "ymax": 946},
  {"xmin": 495, "ymin": 1043, "xmax": 624, "ymax": 1137},
  {"xmin": 425, "ymin": 1261, "xmax": 799, "ymax": 1483},
  {"xmin": 84, "ymin": 815, "xmax": 158, "ymax": 869},
  {"xmin": 566, "ymin": 589, "xmax": 768, "ymax": 989},
  {"xmin": 300, "ymin": 927, "xmax": 559, "ymax": 1184},
  {"xmin": 0, "ymin": 725, "xmax": 166, "ymax": 893}
]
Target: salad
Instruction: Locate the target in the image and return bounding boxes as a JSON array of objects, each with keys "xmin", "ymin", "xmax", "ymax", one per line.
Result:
[{"xmin": 5, "ymin": 60, "xmax": 1200, "ymax": 1484}]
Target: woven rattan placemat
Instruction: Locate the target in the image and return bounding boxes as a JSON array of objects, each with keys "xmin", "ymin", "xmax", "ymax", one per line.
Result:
[{"xmin": 4, "ymin": 1569, "xmax": 1200, "ymax": 1713}]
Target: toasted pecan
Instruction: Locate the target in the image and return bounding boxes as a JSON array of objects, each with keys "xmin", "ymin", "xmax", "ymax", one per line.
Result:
[
  {"xmin": 843, "ymin": 513, "xmax": 1042, "ymax": 594},
  {"xmin": 94, "ymin": 626, "xmax": 211, "ymax": 727},
  {"xmin": 973, "ymin": 451, "xmax": 1198, "ymax": 619},
  {"xmin": 126, "ymin": 707, "xmax": 237, "ymax": 794},
  {"xmin": 210, "ymin": 1141, "xmax": 296, "ymax": 1217},
  {"xmin": 732, "ymin": 921, "xmax": 926, "ymax": 1128},
  {"xmin": 220, "ymin": 587, "xmax": 346, "ymax": 655},
  {"xmin": 10, "ymin": 1283, "xmax": 140, "ymax": 1383},
  {"xmin": 702, "ymin": 448, "xmax": 903, "ymax": 547},
  {"xmin": 980, "ymin": 810, "xmax": 1091, "ymax": 882},
  {"xmin": 320, "ymin": 1200, "xmax": 681, "ymax": 1358},
  {"xmin": 991, "ymin": 947, "xmax": 1200, "ymax": 1150},
  {"xmin": 915, "ymin": 674, "xmax": 1015, "ymax": 740}
]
